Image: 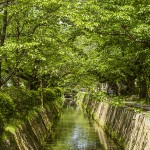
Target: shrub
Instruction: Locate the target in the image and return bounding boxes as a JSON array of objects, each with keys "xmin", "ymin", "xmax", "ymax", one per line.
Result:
[
  {"xmin": 0, "ymin": 92, "xmax": 15, "ymax": 121},
  {"xmin": 43, "ymin": 88, "xmax": 56, "ymax": 104},
  {"xmin": 54, "ymin": 87, "xmax": 63, "ymax": 97},
  {"xmin": 89, "ymin": 91, "xmax": 107, "ymax": 102},
  {"xmin": 26, "ymin": 90, "xmax": 41, "ymax": 108},
  {"xmin": 6, "ymin": 87, "xmax": 40, "ymax": 115},
  {"xmin": 109, "ymin": 96, "xmax": 124, "ymax": 106},
  {"xmin": 0, "ymin": 113, "xmax": 4, "ymax": 137}
]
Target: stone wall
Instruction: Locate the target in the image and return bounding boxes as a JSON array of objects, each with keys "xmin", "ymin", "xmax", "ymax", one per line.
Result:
[
  {"xmin": 0, "ymin": 102, "xmax": 61, "ymax": 150},
  {"xmin": 82, "ymin": 95, "xmax": 150, "ymax": 150}
]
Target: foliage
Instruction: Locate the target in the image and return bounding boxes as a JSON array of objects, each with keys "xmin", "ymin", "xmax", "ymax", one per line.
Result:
[
  {"xmin": 1, "ymin": 0, "xmax": 150, "ymax": 121},
  {"xmin": 5, "ymin": 87, "xmax": 40, "ymax": 115},
  {"xmin": 90, "ymin": 91, "xmax": 107, "ymax": 102},
  {"xmin": 0, "ymin": 113, "xmax": 4, "ymax": 139},
  {"xmin": 0, "ymin": 92, "xmax": 15, "ymax": 121},
  {"xmin": 54, "ymin": 87, "xmax": 63, "ymax": 97},
  {"xmin": 109, "ymin": 96, "xmax": 125, "ymax": 106},
  {"xmin": 28, "ymin": 90, "xmax": 41, "ymax": 107},
  {"xmin": 131, "ymin": 107, "xmax": 142, "ymax": 113},
  {"xmin": 61, "ymin": 0, "xmax": 150, "ymax": 100},
  {"xmin": 105, "ymin": 125, "xmax": 125, "ymax": 149},
  {"xmin": 43, "ymin": 88, "xmax": 57, "ymax": 104},
  {"xmin": 0, "ymin": 0, "xmax": 149, "ymax": 101},
  {"xmin": 1, "ymin": 0, "xmax": 150, "ymax": 145}
]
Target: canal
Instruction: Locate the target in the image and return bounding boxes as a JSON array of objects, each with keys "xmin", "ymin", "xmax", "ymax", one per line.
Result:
[{"xmin": 43, "ymin": 106, "xmax": 120, "ymax": 150}]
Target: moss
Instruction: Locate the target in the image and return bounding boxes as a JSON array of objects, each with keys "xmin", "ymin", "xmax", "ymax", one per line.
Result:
[
  {"xmin": 145, "ymin": 112, "xmax": 150, "ymax": 118},
  {"xmin": 0, "ymin": 99, "xmax": 63, "ymax": 148},
  {"xmin": 80, "ymin": 92, "xmax": 126, "ymax": 149},
  {"xmin": 104, "ymin": 125, "xmax": 125, "ymax": 149},
  {"xmin": 0, "ymin": 86, "xmax": 64, "ymax": 147},
  {"xmin": 130, "ymin": 107, "xmax": 142, "ymax": 113},
  {"xmin": 108, "ymin": 96, "xmax": 125, "ymax": 107}
]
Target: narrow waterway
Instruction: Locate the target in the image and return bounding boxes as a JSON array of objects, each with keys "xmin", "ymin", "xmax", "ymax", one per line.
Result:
[{"xmin": 43, "ymin": 106, "xmax": 120, "ymax": 150}]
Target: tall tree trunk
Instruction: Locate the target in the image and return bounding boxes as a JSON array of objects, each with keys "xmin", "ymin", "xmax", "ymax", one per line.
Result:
[
  {"xmin": 29, "ymin": 65, "xmax": 40, "ymax": 90},
  {"xmin": 107, "ymin": 82, "xmax": 119, "ymax": 96},
  {"xmin": 126, "ymin": 75, "xmax": 136, "ymax": 95},
  {"xmin": 139, "ymin": 78, "xmax": 148, "ymax": 99},
  {"xmin": 0, "ymin": 62, "xmax": 2, "ymax": 87},
  {"xmin": 14, "ymin": 18, "xmax": 21, "ymax": 87},
  {"xmin": 15, "ymin": 48, "xmax": 20, "ymax": 87},
  {"xmin": 112, "ymin": 82, "xmax": 119, "ymax": 96},
  {"xmin": 29, "ymin": 77, "xmax": 40, "ymax": 90},
  {"xmin": 40, "ymin": 78, "xmax": 44, "ymax": 108}
]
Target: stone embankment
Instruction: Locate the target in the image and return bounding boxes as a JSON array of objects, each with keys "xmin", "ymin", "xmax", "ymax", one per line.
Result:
[
  {"xmin": 80, "ymin": 94, "xmax": 150, "ymax": 150},
  {"xmin": 0, "ymin": 102, "xmax": 61, "ymax": 150}
]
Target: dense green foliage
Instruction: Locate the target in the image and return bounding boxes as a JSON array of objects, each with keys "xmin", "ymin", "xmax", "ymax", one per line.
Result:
[
  {"xmin": 5, "ymin": 87, "xmax": 40, "ymax": 112},
  {"xmin": 0, "ymin": 0, "xmax": 150, "ymax": 138},
  {"xmin": 0, "ymin": 1, "xmax": 149, "ymax": 102},
  {"xmin": 0, "ymin": 86, "xmax": 63, "ymax": 140},
  {"xmin": 64, "ymin": 0, "xmax": 150, "ymax": 101},
  {"xmin": 54, "ymin": 87, "xmax": 63, "ymax": 97},
  {"xmin": 43, "ymin": 88, "xmax": 56, "ymax": 103},
  {"xmin": 0, "ymin": 93, "xmax": 14, "ymax": 121},
  {"xmin": 0, "ymin": 113, "xmax": 4, "ymax": 141}
]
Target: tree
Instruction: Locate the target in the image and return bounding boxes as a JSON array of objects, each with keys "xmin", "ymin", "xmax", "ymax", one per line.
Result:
[
  {"xmin": 1, "ymin": 0, "xmax": 150, "ymax": 101},
  {"xmin": 60, "ymin": 0, "xmax": 150, "ymax": 100}
]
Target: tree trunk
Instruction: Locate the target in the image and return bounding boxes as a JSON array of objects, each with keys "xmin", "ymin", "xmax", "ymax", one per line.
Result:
[
  {"xmin": 112, "ymin": 82, "xmax": 119, "ymax": 95},
  {"xmin": 126, "ymin": 75, "xmax": 136, "ymax": 95},
  {"xmin": 0, "ymin": 62, "xmax": 2, "ymax": 87},
  {"xmin": 40, "ymin": 78, "xmax": 44, "ymax": 108},
  {"xmin": 29, "ymin": 78, "xmax": 40, "ymax": 90},
  {"xmin": 107, "ymin": 82, "xmax": 119, "ymax": 96},
  {"xmin": 139, "ymin": 78, "xmax": 148, "ymax": 99}
]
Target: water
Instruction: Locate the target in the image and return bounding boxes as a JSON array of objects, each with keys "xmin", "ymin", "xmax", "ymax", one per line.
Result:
[{"xmin": 43, "ymin": 106, "xmax": 120, "ymax": 150}]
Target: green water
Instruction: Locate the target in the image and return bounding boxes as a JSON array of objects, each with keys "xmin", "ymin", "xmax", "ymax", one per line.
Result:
[{"xmin": 43, "ymin": 107, "xmax": 120, "ymax": 150}]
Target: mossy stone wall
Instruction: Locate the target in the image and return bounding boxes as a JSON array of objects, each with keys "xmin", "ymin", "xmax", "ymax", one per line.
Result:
[
  {"xmin": 81, "ymin": 94, "xmax": 150, "ymax": 150},
  {"xmin": 0, "ymin": 102, "xmax": 61, "ymax": 150}
]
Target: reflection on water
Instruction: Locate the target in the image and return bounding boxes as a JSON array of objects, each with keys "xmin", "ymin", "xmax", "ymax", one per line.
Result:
[{"xmin": 43, "ymin": 106, "xmax": 120, "ymax": 150}]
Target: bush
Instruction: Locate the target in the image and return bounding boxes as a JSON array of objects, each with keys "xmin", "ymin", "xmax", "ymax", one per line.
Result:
[
  {"xmin": 6, "ymin": 87, "xmax": 40, "ymax": 115},
  {"xmin": 109, "ymin": 96, "xmax": 124, "ymax": 106},
  {"xmin": 89, "ymin": 91, "xmax": 107, "ymax": 102},
  {"xmin": 0, "ymin": 113, "xmax": 4, "ymax": 137},
  {"xmin": 43, "ymin": 88, "xmax": 56, "ymax": 104},
  {"xmin": 27, "ymin": 90, "xmax": 41, "ymax": 108},
  {"xmin": 54, "ymin": 87, "xmax": 63, "ymax": 97},
  {"xmin": 0, "ymin": 92, "xmax": 15, "ymax": 121}
]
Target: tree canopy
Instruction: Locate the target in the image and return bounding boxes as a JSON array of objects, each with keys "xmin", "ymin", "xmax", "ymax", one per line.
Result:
[{"xmin": 0, "ymin": 0, "xmax": 150, "ymax": 100}]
